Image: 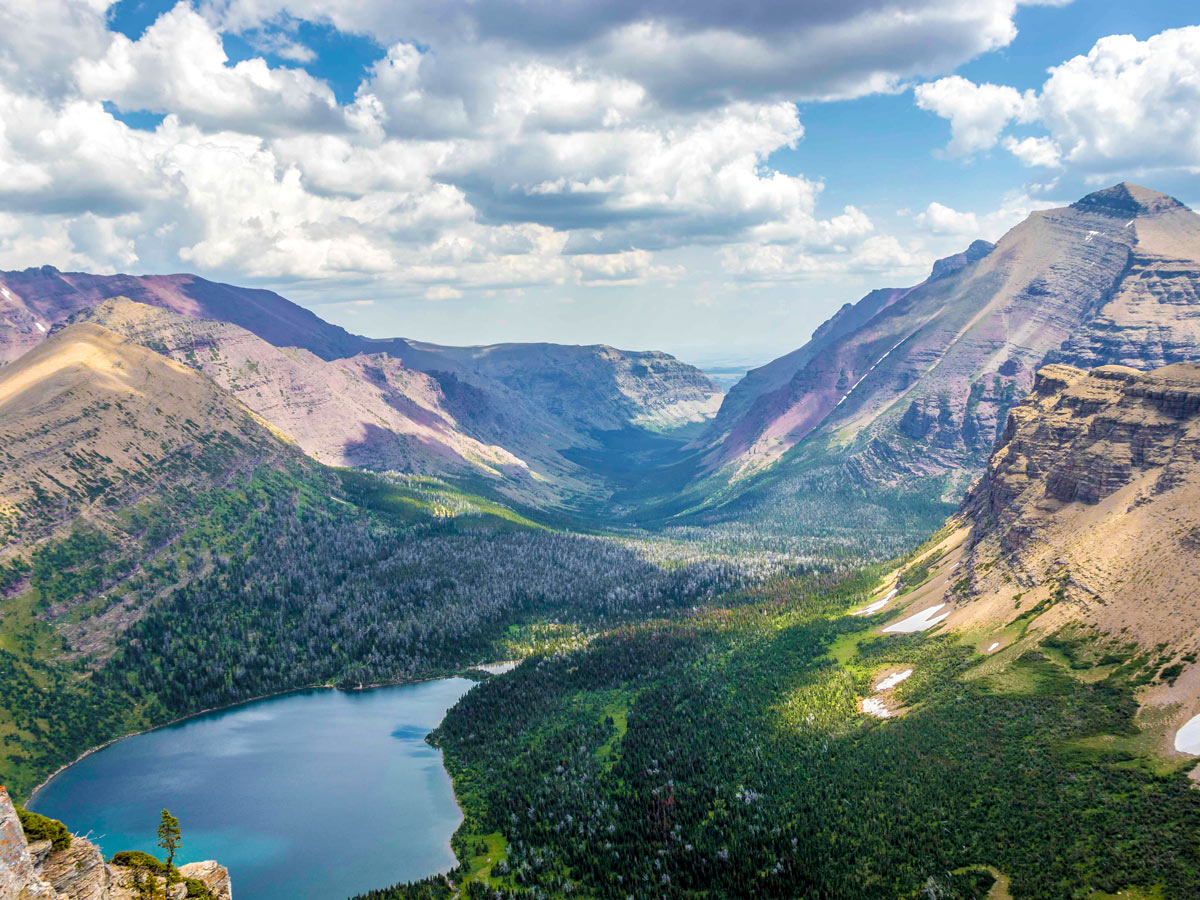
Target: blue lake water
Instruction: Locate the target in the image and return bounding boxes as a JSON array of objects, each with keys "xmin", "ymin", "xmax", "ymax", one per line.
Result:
[{"xmin": 30, "ymin": 678, "xmax": 476, "ymax": 900}]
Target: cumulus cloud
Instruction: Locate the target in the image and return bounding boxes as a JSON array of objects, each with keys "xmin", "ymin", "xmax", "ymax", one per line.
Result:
[
  {"xmin": 76, "ymin": 4, "xmax": 343, "ymax": 135},
  {"xmin": 1038, "ymin": 27, "xmax": 1200, "ymax": 174},
  {"xmin": 917, "ymin": 26, "xmax": 1200, "ymax": 176},
  {"xmin": 0, "ymin": 0, "xmax": 1055, "ymax": 302},
  {"xmin": 914, "ymin": 76, "xmax": 1035, "ymax": 156},
  {"xmin": 204, "ymin": 0, "xmax": 1047, "ymax": 107},
  {"xmin": 914, "ymin": 195, "xmax": 1060, "ymax": 241}
]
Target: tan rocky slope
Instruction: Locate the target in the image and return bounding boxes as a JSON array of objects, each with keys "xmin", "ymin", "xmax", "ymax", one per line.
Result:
[
  {"xmin": 0, "ymin": 321, "xmax": 297, "ymax": 550},
  {"xmin": 699, "ymin": 183, "xmax": 1200, "ymax": 494},
  {"xmin": 0, "ymin": 320, "xmax": 317, "ymax": 660},
  {"xmin": 0, "ymin": 787, "xmax": 231, "ymax": 900},
  {"xmin": 61, "ymin": 299, "xmax": 561, "ymax": 503},
  {"xmin": 856, "ymin": 362, "xmax": 1200, "ymax": 749},
  {"xmin": 0, "ymin": 267, "xmax": 721, "ymax": 511},
  {"xmin": 957, "ymin": 361, "xmax": 1200, "ymax": 648}
]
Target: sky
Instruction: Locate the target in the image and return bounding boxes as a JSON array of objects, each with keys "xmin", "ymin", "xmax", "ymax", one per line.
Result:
[{"xmin": 0, "ymin": 0, "xmax": 1198, "ymax": 367}]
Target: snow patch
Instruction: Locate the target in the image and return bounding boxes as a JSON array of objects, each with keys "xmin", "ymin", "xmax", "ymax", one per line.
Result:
[
  {"xmin": 861, "ymin": 698, "xmax": 893, "ymax": 719},
  {"xmin": 0, "ymin": 286, "xmax": 12, "ymax": 300},
  {"xmin": 1174, "ymin": 713, "xmax": 1200, "ymax": 755},
  {"xmin": 874, "ymin": 669, "xmax": 913, "ymax": 692},
  {"xmin": 986, "ymin": 642, "xmax": 1000, "ymax": 653},
  {"xmin": 35, "ymin": 321, "xmax": 46, "ymax": 333},
  {"xmin": 475, "ymin": 660, "xmax": 521, "ymax": 675},
  {"xmin": 883, "ymin": 603, "xmax": 949, "ymax": 634},
  {"xmin": 853, "ymin": 587, "xmax": 897, "ymax": 616}
]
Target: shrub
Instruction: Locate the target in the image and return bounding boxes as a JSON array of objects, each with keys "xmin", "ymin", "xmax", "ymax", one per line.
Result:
[{"xmin": 15, "ymin": 806, "xmax": 71, "ymax": 851}]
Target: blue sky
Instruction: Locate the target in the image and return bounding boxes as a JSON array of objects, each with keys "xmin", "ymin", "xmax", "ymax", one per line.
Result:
[{"xmin": 0, "ymin": 0, "xmax": 1197, "ymax": 367}]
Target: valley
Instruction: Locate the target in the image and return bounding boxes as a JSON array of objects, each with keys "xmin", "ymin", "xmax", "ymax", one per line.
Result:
[{"xmin": 3, "ymin": 183, "xmax": 1200, "ymax": 900}]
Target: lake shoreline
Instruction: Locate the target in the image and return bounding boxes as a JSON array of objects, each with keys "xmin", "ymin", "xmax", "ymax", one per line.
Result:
[
  {"xmin": 30, "ymin": 676, "xmax": 479, "ymax": 900},
  {"xmin": 28, "ymin": 666, "xmax": 493, "ymax": 805}
]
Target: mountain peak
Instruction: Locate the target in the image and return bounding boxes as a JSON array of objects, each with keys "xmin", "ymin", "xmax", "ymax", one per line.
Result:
[
  {"xmin": 928, "ymin": 238, "xmax": 995, "ymax": 282},
  {"xmin": 1071, "ymin": 182, "xmax": 1187, "ymax": 218}
]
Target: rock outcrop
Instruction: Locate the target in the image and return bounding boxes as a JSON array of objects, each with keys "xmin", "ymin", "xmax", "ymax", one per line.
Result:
[
  {"xmin": 0, "ymin": 788, "xmax": 232, "ymax": 900},
  {"xmin": 954, "ymin": 361, "xmax": 1200, "ymax": 648},
  {"xmin": 696, "ymin": 182, "xmax": 1200, "ymax": 497}
]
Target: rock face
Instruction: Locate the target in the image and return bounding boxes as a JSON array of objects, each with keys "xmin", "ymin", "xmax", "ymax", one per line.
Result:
[
  {"xmin": 698, "ymin": 183, "xmax": 1200, "ymax": 495},
  {"xmin": 0, "ymin": 270, "xmax": 721, "ymax": 511},
  {"xmin": 958, "ymin": 361, "xmax": 1200, "ymax": 648},
  {"xmin": 0, "ymin": 788, "xmax": 232, "ymax": 900}
]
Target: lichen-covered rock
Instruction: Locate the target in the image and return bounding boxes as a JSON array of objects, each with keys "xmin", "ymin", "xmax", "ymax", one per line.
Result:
[
  {"xmin": 39, "ymin": 836, "xmax": 110, "ymax": 900},
  {"xmin": 179, "ymin": 862, "xmax": 232, "ymax": 900}
]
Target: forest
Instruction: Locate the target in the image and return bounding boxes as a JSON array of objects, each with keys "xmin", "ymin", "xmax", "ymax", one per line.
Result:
[
  {"xmin": 0, "ymin": 461, "xmax": 805, "ymax": 799},
  {"xmin": 355, "ymin": 562, "xmax": 1200, "ymax": 900}
]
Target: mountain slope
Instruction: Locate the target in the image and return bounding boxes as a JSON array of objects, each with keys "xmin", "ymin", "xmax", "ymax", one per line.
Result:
[
  {"xmin": 0, "ymin": 321, "xmax": 295, "ymax": 548},
  {"xmin": 855, "ymin": 361, "xmax": 1200, "ymax": 755},
  {"xmin": 699, "ymin": 184, "xmax": 1200, "ymax": 494},
  {"xmin": 61, "ymin": 299, "xmax": 553, "ymax": 496},
  {"xmin": 1, "ymin": 268, "xmax": 721, "ymax": 511},
  {"xmin": 957, "ymin": 361, "xmax": 1200, "ymax": 648}
]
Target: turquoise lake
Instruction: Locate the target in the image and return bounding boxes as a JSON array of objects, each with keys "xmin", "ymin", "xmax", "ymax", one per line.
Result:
[{"xmin": 30, "ymin": 678, "xmax": 476, "ymax": 900}]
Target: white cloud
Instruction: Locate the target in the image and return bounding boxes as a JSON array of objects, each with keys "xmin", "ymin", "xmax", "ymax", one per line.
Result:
[
  {"xmin": 0, "ymin": 0, "xmax": 1071, "ymax": 315},
  {"xmin": 204, "ymin": 0, "xmax": 1048, "ymax": 107},
  {"xmin": 1002, "ymin": 135, "xmax": 1061, "ymax": 168},
  {"xmin": 914, "ymin": 195, "xmax": 1061, "ymax": 241},
  {"xmin": 0, "ymin": 0, "xmax": 115, "ymax": 97},
  {"xmin": 76, "ymin": 3, "xmax": 343, "ymax": 135},
  {"xmin": 1038, "ymin": 27, "xmax": 1200, "ymax": 175},
  {"xmin": 914, "ymin": 76, "xmax": 1035, "ymax": 156},
  {"xmin": 916, "ymin": 26, "xmax": 1200, "ymax": 177},
  {"xmin": 915, "ymin": 201, "xmax": 980, "ymax": 236}
]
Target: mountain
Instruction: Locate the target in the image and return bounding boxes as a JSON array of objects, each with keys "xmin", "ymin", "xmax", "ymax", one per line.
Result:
[
  {"xmin": 0, "ymin": 321, "xmax": 296, "ymax": 550},
  {"xmin": 60, "ymin": 298, "xmax": 545, "ymax": 493},
  {"xmin": 958, "ymin": 361, "xmax": 1200, "ymax": 650},
  {"xmin": 0, "ymin": 267, "xmax": 721, "ymax": 511},
  {"xmin": 696, "ymin": 183, "xmax": 1200, "ymax": 496},
  {"xmin": 865, "ymin": 360, "xmax": 1200, "ymax": 740}
]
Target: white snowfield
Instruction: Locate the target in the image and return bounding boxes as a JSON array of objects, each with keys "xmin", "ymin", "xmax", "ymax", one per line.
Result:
[
  {"xmin": 874, "ymin": 668, "xmax": 913, "ymax": 692},
  {"xmin": 853, "ymin": 587, "xmax": 898, "ymax": 616},
  {"xmin": 1174, "ymin": 713, "xmax": 1200, "ymax": 755},
  {"xmin": 883, "ymin": 603, "xmax": 949, "ymax": 634},
  {"xmin": 861, "ymin": 698, "xmax": 893, "ymax": 719},
  {"xmin": 986, "ymin": 642, "xmax": 1001, "ymax": 653}
]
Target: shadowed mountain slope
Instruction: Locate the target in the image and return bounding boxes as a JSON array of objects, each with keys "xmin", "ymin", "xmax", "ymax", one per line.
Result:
[{"xmin": 0, "ymin": 269, "xmax": 721, "ymax": 512}]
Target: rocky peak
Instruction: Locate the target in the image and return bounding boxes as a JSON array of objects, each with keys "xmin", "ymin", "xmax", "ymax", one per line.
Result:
[
  {"xmin": 0, "ymin": 787, "xmax": 232, "ymax": 900},
  {"xmin": 927, "ymin": 238, "xmax": 995, "ymax": 282},
  {"xmin": 1070, "ymin": 182, "xmax": 1188, "ymax": 219}
]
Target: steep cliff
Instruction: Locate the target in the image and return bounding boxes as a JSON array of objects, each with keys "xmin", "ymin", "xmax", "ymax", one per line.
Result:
[
  {"xmin": 0, "ymin": 788, "xmax": 231, "ymax": 900},
  {"xmin": 866, "ymin": 359, "xmax": 1200, "ymax": 653},
  {"xmin": 956, "ymin": 361, "xmax": 1200, "ymax": 648},
  {"xmin": 698, "ymin": 183, "xmax": 1200, "ymax": 493}
]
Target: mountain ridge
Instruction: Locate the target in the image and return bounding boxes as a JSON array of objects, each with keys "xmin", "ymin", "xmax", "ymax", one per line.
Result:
[
  {"xmin": 681, "ymin": 183, "xmax": 1200, "ymax": 520},
  {"xmin": 1, "ymin": 270, "xmax": 722, "ymax": 512}
]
